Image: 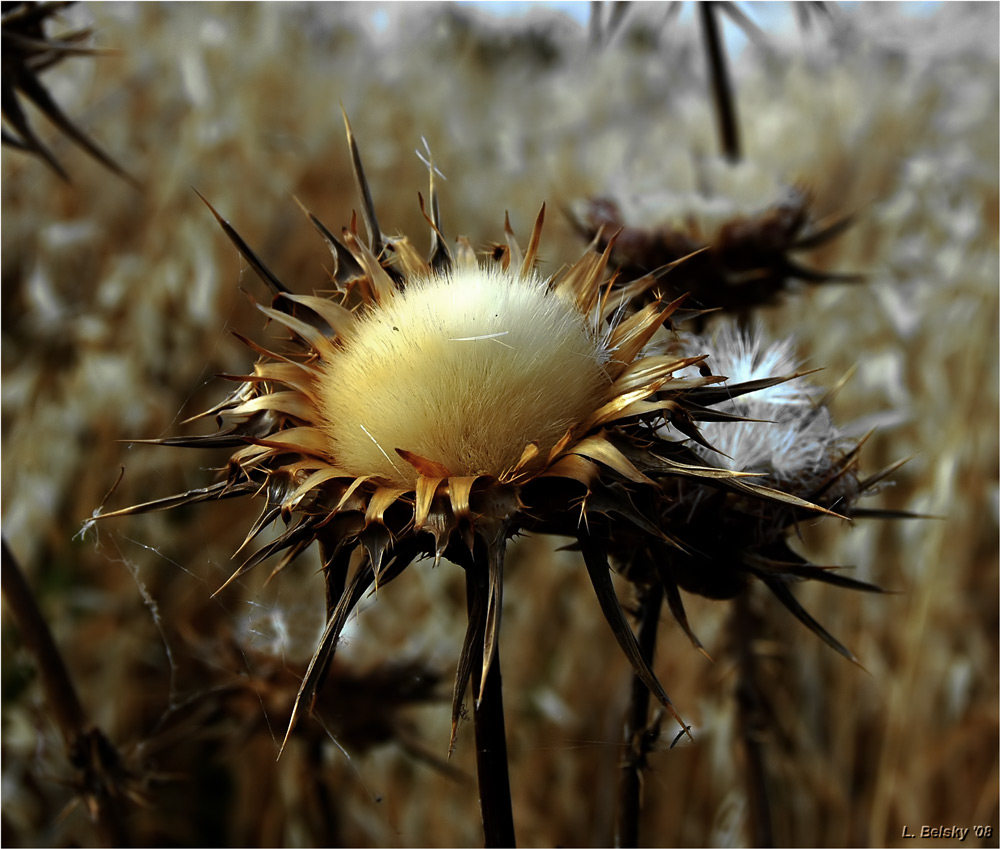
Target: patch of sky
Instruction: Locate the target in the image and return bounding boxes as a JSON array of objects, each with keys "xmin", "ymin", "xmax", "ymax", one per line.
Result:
[{"xmin": 366, "ymin": 1, "xmax": 943, "ymax": 56}]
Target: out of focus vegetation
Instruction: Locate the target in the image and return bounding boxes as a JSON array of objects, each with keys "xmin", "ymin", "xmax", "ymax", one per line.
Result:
[{"xmin": 2, "ymin": 3, "xmax": 997, "ymax": 846}]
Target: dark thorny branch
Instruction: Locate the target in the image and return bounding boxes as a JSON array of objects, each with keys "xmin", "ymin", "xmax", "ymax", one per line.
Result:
[
  {"xmin": 1, "ymin": 1, "xmax": 138, "ymax": 186},
  {"xmin": 1, "ymin": 537, "xmax": 135, "ymax": 847}
]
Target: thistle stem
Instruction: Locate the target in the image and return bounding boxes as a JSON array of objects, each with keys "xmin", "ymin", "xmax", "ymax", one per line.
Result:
[
  {"xmin": 1, "ymin": 539, "xmax": 87, "ymax": 738},
  {"xmin": 615, "ymin": 580, "xmax": 664, "ymax": 848},
  {"xmin": 700, "ymin": 2, "xmax": 742, "ymax": 163},
  {"xmin": 734, "ymin": 593, "xmax": 775, "ymax": 847},
  {"xmin": 465, "ymin": 559, "xmax": 516, "ymax": 848},
  {"xmin": 1, "ymin": 538, "xmax": 131, "ymax": 847}
]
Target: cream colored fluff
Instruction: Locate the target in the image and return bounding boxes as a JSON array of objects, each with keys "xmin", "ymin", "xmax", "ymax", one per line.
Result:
[
  {"xmin": 317, "ymin": 266, "xmax": 610, "ymax": 487},
  {"xmin": 679, "ymin": 324, "xmax": 849, "ymax": 491}
]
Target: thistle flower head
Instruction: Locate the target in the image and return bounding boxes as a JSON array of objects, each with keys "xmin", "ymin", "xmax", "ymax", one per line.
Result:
[
  {"xmin": 635, "ymin": 322, "xmax": 905, "ymax": 661},
  {"xmin": 100, "ymin": 116, "xmax": 839, "ymax": 753},
  {"xmin": 682, "ymin": 322, "xmax": 856, "ymax": 500},
  {"xmin": 574, "ymin": 184, "xmax": 861, "ymax": 326},
  {"xmin": 317, "ymin": 265, "xmax": 610, "ymax": 488}
]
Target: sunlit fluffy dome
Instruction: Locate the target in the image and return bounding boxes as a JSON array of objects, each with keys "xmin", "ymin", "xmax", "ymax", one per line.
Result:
[{"xmin": 317, "ymin": 266, "xmax": 610, "ymax": 487}]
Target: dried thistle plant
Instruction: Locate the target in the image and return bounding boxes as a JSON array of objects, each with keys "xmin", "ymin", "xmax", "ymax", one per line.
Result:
[
  {"xmin": 592, "ymin": 319, "xmax": 911, "ymax": 844},
  {"xmin": 1, "ymin": 0, "xmax": 135, "ymax": 185},
  {"xmin": 3, "ymin": 4, "xmax": 993, "ymax": 847},
  {"xmin": 647, "ymin": 323, "xmax": 914, "ymax": 658},
  {"xmin": 98, "ymin": 114, "xmax": 842, "ymax": 845}
]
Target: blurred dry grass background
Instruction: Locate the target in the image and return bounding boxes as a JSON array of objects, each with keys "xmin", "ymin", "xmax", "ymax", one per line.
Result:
[{"xmin": 2, "ymin": 2, "xmax": 997, "ymax": 846}]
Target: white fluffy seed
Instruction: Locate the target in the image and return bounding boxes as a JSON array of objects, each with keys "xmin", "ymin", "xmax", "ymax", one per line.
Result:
[
  {"xmin": 316, "ymin": 266, "xmax": 610, "ymax": 487},
  {"xmin": 681, "ymin": 324, "xmax": 844, "ymax": 486}
]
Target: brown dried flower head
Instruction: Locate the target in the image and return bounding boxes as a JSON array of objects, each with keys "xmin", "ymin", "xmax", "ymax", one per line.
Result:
[{"xmin": 575, "ymin": 185, "xmax": 860, "ymax": 326}]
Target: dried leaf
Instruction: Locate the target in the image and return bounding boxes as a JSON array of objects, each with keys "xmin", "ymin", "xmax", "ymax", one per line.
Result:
[
  {"xmin": 581, "ymin": 540, "xmax": 690, "ymax": 735},
  {"xmin": 365, "ymin": 486, "xmax": 411, "ymax": 525},
  {"xmin": 255, "ymin": 301, "xmax": 335, "ymax": 355},
  {"xmin": 762, "ymin": 576, "xmax": 862, "ymax": 666},
  {"xmin": 229, "ymin": 390, "xmax": 316, "ymax": 422},
  {"xmin": 414, "ymin": 475, "xmax": 447, "ymax": 530}
]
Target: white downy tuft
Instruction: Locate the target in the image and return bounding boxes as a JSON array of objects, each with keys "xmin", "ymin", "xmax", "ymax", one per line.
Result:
[
  {"xmin": 680, "ymin": 323, "xmax": 849, "ymax": 492},
  {"xmin": 317, "ymin": 265, "xmax": 610, "ymax": 487}
]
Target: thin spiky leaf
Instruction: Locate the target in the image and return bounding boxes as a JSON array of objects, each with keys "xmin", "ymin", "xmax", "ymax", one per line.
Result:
[
  {"xmin": 1, "ymin": 77, "xmax": 68, "ymax": 178},
  {"xmin": 415, "ymin": 136, "xmax": 452, "ymax": 272},
  {"xmin": 683, "ymin": 371, "xmax": 816, "ymax": 407},
  {"xmin": 783, "ymin": 258, "xmax": 865, "ymax": 285},
  {"xmin": 14, "ymin": 66, "xmax": 138, "ymax": 187},
  {"xmin": 127, "ymin": 426, "xmax": 252, "ymax": 450},
  {"xmin": 477, "ymin": 524, "xmax": 508, "ymax": 706},
  {"xmin": 793, "ymin": 209, "xmax": 859, "ymax": 251},
  {"xmin": 581, "ymin": 483, "xmax": 674, "ymax": 544},
  {"xmin": 195, "ymin": 191, "xmax": 293, "ymax": 299},
  {"xmin": 292, "ymin": 196, "xmax": 366, "ymax": 286},
  {"xmin": 725, "ymin": 478, "xmax": 846, "ymax": 519},
  {"xmin": 281, "ymin": 556, "xmax": 375, "ymax": 756},
  {"xmin": 214, "ymin": 515, "xmax": 321, "ymax": 596},
  {"xmin": 742, "ymin": 548, "xmax": 885, "ymax": 593},
  {"xmin": 657, "ymin": 564, "xmax": 711, "ymax": 658},
  {"xmin": 519, "ymin": 204, "xmax": 545, "ymax": 277},
  {"xmin": 850, "ymin": 507, "xmax": 936, "ymax": 521},
  {"xmin": 761, "ymin": 576, "xmax": 862, "ymax": 666},
  {"xmin": 502, "ymin": 212, "xmax": 523, "ymax": 271},
  {"xmin": 341, "ymin": 107, "xmax": 384, "ymax": 257},
  {"xmin": 856, "ymin": 454, "xmax": 914, "ymax": 493},
  {"xmin": 580, "ymin": 540, "xmax": 689, "ymax": 735},
  {"xmin": 97, "ymin": 480, "xmax": 255, "ymax": 519},
  {"xmin": 450, "ymin": 569, "xmax": 485, "ymax": 757}
]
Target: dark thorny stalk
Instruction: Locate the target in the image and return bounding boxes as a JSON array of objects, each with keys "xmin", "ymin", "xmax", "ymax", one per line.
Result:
[
  {"xmin": 464, "ymin": 540, "xmax": 516, "ymax": 848},
  {"xmin": 734, "ymin": 592, "xmax": 776, "ymax": 847},
  {"xmin": 1, "ymin": 1, "xmax": 139, "ymax": 187},
  {"xmin": 614, "ymin": 579, "xmax": 665, "ymax": 848},
  {"xmin": 1, "ymin": 538, "xmax": 133, "ymax": 847},
  {"xmin": 699, "ymin": 1, "xmax": 741, "ymax": 163}
]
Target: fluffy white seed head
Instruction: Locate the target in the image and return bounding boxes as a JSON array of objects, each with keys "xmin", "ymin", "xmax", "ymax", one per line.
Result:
[
  {"xmin": 316, "ymin": 266, "xmax": 611, "ymax": 487},
  {"xmin": 680, "ymin": 324, "xmax": 846, "ymax": 489}
]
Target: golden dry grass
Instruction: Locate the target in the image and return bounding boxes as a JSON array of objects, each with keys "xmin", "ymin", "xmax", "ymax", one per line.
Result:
[{"xmin": 2, "ymin": 3, "xmax": 997, "ymax": 847}]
